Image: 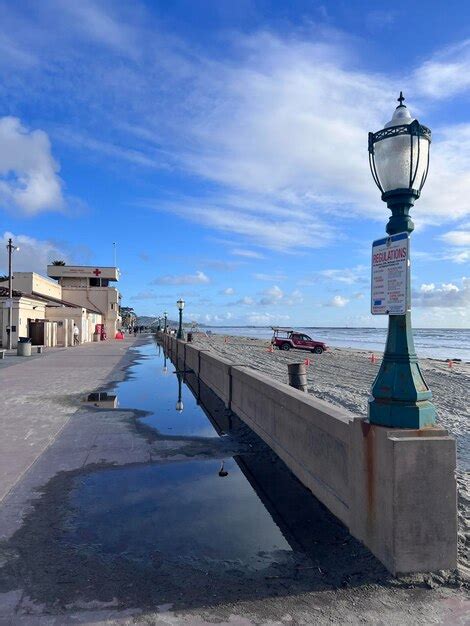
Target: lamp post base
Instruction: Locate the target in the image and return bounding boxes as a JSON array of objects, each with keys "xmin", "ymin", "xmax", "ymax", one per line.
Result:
[{"xmin": 368, "ymin": 313, "xmax": 437, "ymax": 429}]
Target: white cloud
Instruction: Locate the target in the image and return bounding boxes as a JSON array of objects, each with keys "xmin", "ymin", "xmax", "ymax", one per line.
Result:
[
  {"xmin": 414, "ymin": 278, "xmax": 470, "ymax": 308},
  {"xmin": 154, "ymin": 197, "xmax": 334, "ymax": 252},
  {"xmin": 152, "ymin": 271, "xmax": 210, "ymax": 285},
  {"xmin": 420, "ymin": 283, "xmax": 435, "ymax": 293},
  {"xmin": 413, "ymin": 40, "xmax": 470, "ymax": 100},
  {"xmin": 441, "ymin": 230, "xmax": 470, "ymax": 246},
  {"xmin": 325, "ymin": 295, "xmax": 349, "ymax": 307},
  {"xmin": 259, "ymin": 284, "xmax": 284, "ymax": 306},
  {"xmin": 314, "ymin": 266, "xmax": 368, "ymax": 285},
  {"xmin": 0, "ymin": 117, "xmax": 65, "ymax": 214},
  {"xmin": 285, "ymin": 289, "xmax": 304, "ymax": 306},
  {"xmin": 221, "ymin": 287, "xmax": 235, "ymax": 295},
  {"xmin": 228, "ymin": 296, "xmax": 254, "ymax": 306},
  {"xmin": 257, "ymin": 284, "xmax": 303, "ymax": 306},
  {"xmin": 230, "ymin": 248, "xmax": 264, "ymax": 259},
  {"xmin": 246, "ymin": 312, "xmax": 290, "ymax": 325},
  {"xmin": 0, "ymin": 231, "xmax": 69, "ymax": 274},
  {"xmin": 253, "ymin": 272, "xmax": 287, "ymax": 282}
]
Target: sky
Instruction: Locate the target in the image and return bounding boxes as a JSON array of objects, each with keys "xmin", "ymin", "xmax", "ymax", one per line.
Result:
[{"xmin": 0, "ymin": 0, "xmax": 469, "ymax": 328}]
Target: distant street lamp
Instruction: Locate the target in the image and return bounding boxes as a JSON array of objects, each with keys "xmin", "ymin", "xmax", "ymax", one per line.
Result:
[
  {"xmin": 175, "ymin": 372, "xmax": 184, "ymax": 412},
  {"xmin": 6, "ymin": 238, "xmax": 20, "ymax": 350},
  {"xmin": 163, "ymin": 311, "xmax": 168, "ymax": 333},
  {"xmin": 368, "ymin": 92, "xmax": 436, "ymax": 428},
  {"xmin": 176, "ymin": 299, "xmax": 185, "ymax": 340}
]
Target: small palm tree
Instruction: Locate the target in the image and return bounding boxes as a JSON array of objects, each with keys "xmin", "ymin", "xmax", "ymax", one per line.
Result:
[{"xmin": 51, "ymin": 260, "xmax": 66, "ymax": 266}]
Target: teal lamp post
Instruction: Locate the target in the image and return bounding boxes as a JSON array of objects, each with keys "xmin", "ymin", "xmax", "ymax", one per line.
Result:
[
  {"xmin": 368, "ymin": 93, "xmax": 436, "ymax": 429},
  {"xmin": 163, "ymin": 311, "xmax": 168, "ymax": 333},
  {"xmin": 175, "ymin": 372, "xmax": 184, "ymax": 412},
  {"xmin": 176, "ymin": 299, "xmax": 185, "ymax": 340}
]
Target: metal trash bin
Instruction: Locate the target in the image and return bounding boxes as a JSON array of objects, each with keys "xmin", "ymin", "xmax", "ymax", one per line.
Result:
[
  {"xmin": 93, "ymin": 333, "xmax": 100, "ymax": 342},
  {"xmin": 287, "ymin": 362, "xmax": 307, "ymax": 391},
  {"xmin": 187, "ymin": 332, "xmax": 193, "ymax": 343},
  {"xmin": 17, "ymin": 337, "xmax": 32, "ymax": 357}
]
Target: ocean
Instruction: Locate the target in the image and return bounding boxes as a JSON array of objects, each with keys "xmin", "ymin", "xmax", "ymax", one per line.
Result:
[{"xmin": 204, "ymin": 327, "xmax": 470, "ymax": 362}]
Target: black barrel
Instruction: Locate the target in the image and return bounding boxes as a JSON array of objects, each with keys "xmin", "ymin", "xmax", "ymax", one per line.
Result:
[{"xmin": 288, "ymin": 362, "xmax": 307, "ymax": 392}]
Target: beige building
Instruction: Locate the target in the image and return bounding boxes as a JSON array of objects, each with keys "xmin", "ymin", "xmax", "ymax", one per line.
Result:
[
  {"xmin": 0, "ymin": 270, "xmax": 110, "ymax": 348},
  {"xmin": 46, "ymin": 265, "xmax": 121, "ymax": 339}
]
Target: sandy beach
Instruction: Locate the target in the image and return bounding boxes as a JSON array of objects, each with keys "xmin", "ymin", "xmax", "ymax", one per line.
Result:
[{"xmin": 193, "ymin": 332, "xmax": 470, "ymax": 574}]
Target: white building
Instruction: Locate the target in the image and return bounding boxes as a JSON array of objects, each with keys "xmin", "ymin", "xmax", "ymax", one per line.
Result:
[
  {"xmin": 0, "ymin": 273, "xmax": 101, "ymax": 348},
  {"xmin": 0, "ymin": 266, "xmax": 121, "ymax": 348}
]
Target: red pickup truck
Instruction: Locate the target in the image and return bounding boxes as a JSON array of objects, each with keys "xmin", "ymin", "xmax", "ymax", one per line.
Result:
[{"xmin": 271, "ymin": 327, "xmax": 327, "ymax": 354}]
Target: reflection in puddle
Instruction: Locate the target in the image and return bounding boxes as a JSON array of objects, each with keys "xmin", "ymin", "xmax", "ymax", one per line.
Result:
[
  {"xmin": 65, "ymin": 458, "xmax": 292, "ymax": 571},
  {"xmin": 84, "ymin": 392, "xmax": 119, "ymax": 409},
  {"xmin": 107, "ymin": 343, "xmax": 218, "ymax": 438}
]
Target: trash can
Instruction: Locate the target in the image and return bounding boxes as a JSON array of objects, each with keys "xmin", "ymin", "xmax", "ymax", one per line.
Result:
[
  {"xmin": 17, "ymin": 337, "xmax": 32, "ymax": 357},
  {"xmin": 187, "ymin": 332, "xmax": 193, "ymax": 343},
  {"xmin": 287, "ymin": 362, "xmax": 307, "ymax": 391},
  {"xmin": 93, "ymin": 333, "xmax": 100, "ymax": 342}
]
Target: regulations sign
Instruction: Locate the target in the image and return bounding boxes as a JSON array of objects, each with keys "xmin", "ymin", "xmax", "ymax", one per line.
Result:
[{"xmin": 371, "ymin": 232, "xmax": 409, "ymax": 315}]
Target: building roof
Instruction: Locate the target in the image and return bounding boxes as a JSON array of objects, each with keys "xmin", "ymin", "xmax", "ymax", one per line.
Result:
[
  {"xmin": 0, "ymin": 286, "xmax": 23, "ymax": 298},
  {"xmin": 0, "ymin": 286, "xmax": 101, "ymax": 314},
  {"xmin": 47, "ymin": 265, "xmax": 119, "ymax": 281}
]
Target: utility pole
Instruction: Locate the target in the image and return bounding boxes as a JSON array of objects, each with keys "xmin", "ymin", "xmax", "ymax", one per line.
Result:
[{"xmin": 6, "ymin": 238, "xmax": 19, "ymax": 350}]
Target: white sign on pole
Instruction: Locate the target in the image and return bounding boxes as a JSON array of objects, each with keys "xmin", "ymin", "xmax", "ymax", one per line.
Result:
[{"xmin": 371, "ymin": 232, "xmax": 409, "ymax": 315}]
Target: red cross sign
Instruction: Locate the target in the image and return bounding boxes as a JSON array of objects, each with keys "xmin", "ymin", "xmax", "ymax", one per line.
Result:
[{"xmin": 93, "ymin": 268, "xmax": 102, "ymax": 276}]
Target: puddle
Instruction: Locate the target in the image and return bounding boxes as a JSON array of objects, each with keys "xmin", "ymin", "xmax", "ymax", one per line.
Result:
[
  {"xmin": 110, "ymin": 343, "xmax": 218, "ymax": 438},
  {"xmin": 65, "ymin": 457, "xmax": 292, "ymax": 571}
]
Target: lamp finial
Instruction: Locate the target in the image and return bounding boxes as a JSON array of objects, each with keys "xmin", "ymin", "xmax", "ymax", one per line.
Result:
[{"xmin": 397, "ymin": 91, "xmax": 405, "ymax": 108}]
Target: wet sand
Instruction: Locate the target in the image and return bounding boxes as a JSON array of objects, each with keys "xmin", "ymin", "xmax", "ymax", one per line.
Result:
[{"xmin": 193, "ymin": 332, "xmax": 470, "ymax": 575}]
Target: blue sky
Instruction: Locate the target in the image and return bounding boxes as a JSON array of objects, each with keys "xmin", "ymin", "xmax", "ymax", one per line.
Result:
[{"xmin": 0, "ymin": 0, "xmax": 469, "ymax": 327}]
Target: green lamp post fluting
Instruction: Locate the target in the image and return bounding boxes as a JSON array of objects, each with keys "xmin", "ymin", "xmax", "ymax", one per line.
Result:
[
  {"xmin": 176, "ymin": 299, "xmax": 185, "ymax": 340},
  {"xmin": 367, "ymin": 93, "xmax": 436, "ymax": 429},
  {"xmin": 163, "ymin": 311, "xmax": 168, "ymax": 333}
]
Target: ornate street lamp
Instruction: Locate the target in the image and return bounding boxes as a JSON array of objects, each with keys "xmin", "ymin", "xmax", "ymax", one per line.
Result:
[
  {"xmin": 175, "ymin": 372, "xmax": 184, "ymax": 412},
  {"xmin": 368, "ymin": 92, "xmax": 436, "ymax": 428},
  {"xmin": 163, "ymin": 311, "xmax": 168, "ymax": 333},
  {"xmin": 176, "ymin": 299, "xmax": 185, "ymax": 340}
]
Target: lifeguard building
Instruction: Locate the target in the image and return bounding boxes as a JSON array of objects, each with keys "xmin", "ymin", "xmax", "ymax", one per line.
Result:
[
  {"xmin": 47, "ymin": 265, "xmax": 121, "ymax": 339},
  {"xmin": 0, "ymin": 265, "xmax": 121, "ymax": 348}
]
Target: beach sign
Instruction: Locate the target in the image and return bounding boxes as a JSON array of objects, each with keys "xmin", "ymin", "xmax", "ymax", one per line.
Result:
[{"xmin": 371, "ymin": 232, "xmax": 409, "ymax": 315}]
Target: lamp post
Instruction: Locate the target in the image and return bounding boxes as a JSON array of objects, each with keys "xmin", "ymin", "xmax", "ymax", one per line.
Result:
[
  {"xmin": 176, "ymin": 299, "xmax": 185, "ymax": 340},
  {"xmin": 175, "ymin": 372, "xmax": 184, "ymax": 412},
  {"xmin": 6, "ymin": 238, "xmax": 20, "ymax": 350},
  {"xmin": 163, "ymin": 311, "xmax": 168, "ymax": 333},
  {"xmin": 368, "ymin": 92, "xmax": 436, "ymax": 428}
]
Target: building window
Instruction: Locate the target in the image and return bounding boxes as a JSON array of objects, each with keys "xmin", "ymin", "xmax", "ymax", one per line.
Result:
[{"xmin": 89, "ymin": 278, "xmax": 110, "ymax": 287}]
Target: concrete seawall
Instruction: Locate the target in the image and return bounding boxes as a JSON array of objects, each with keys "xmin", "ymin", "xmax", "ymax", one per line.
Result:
[{"xmin": 159, "ymin": 332, "xmax": 457, "ymax": 575}]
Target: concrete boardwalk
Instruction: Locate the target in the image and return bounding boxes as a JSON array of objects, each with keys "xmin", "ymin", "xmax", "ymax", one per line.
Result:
[
  {"xmin": 0, "ymin": 336, "xmax": 468, "ymax": 625},
  {"xmin": 0, "ymin": 337, "xmax": 140, "ymax": 503}
]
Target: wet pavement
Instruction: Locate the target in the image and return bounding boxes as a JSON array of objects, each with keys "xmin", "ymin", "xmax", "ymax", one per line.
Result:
[{"xmin": 0, "ymin": 337, "xmax": 467, "ymax": 624}]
